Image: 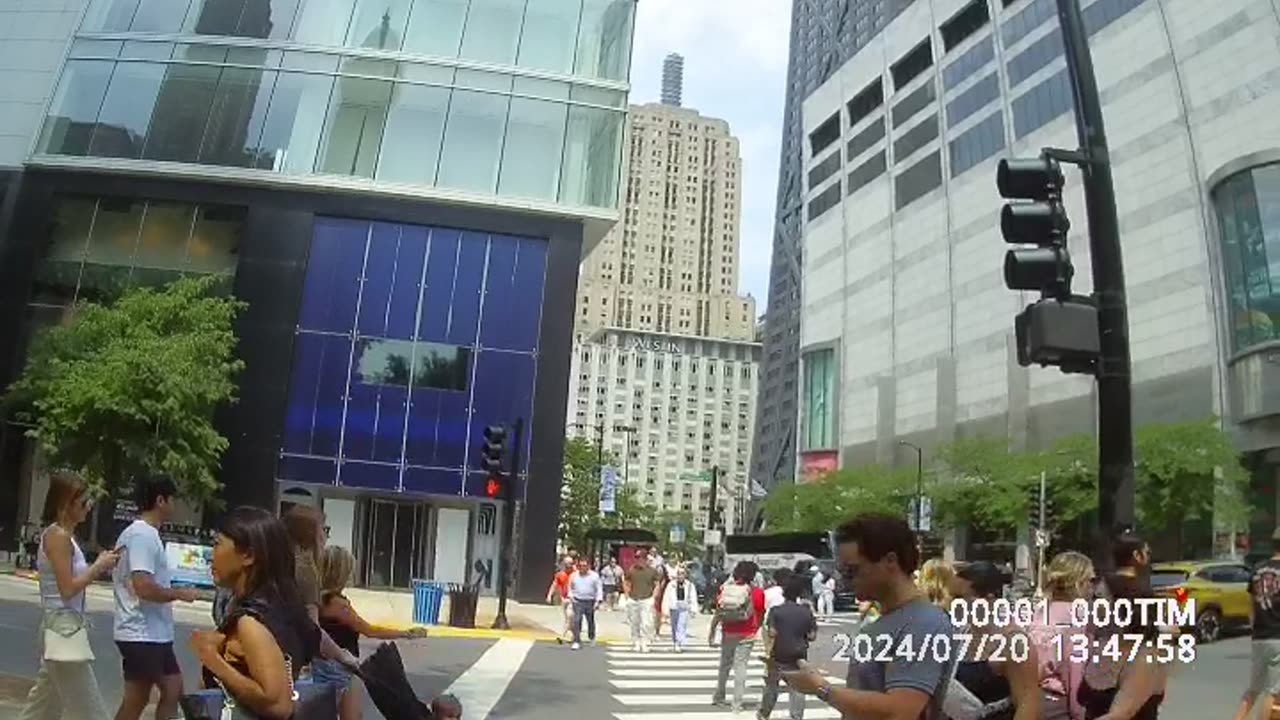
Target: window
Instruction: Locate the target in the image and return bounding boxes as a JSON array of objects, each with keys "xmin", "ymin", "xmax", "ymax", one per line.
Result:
[
  {"xmin": 802, "ymin": 349, "xmax": 835, "ymax": 450},
  {"xmin": 37, "ymin": 61, "xmax": 114, "ymax": 156},
  {"xmin": 345, "ymin": 0, "xmax": 411, "ymax": 50},
  {"xmin": 198, "ymin": 67, "xmax": 278, "ymax": 169},
  {"xmin": 83, "ymin": 0, "xmax": 189, "ymax": 33},
  {"xmin": 1001, "ymin": 0, "xmax": 1055, "ymax": 47},
  {"xmin": 946, "ymin": 72, "xmax": 1000, "ymax": 127},
  {"xmin": 403, "ymin": 0, "xmax": 468, "ymax": 56},
  {"xmin": 847, "ymin": 78, "xmax": 884, "ymax": 127},
  {"xmin": 377, "ymin": 83, "xmax": 450, "ymax": 185},
  {"xmin": 1212, "ymin": 163, "xmax": 1280, "ymax": 352},
  {"xmin": 561, "ymin": 99, "xmax": 624, "ymax": 208},
  {"xmin": 576, "ymin": 0, "xmax": 635, "ymax": 81},
  {"xmin": 319, "ymin": 77, "xmax": 393, "ymax": 178},
  {"xmin": 499, "ymin": 97, "xmax": 568, "ymax": 200},
  {"xmin": 291, "ymin": 0, "xmax": 355, "ymax": 46},
  {"xmin": 941, "ymin": 0, "xmax": 990, "ymax": 51},
  {"xmin": 258, "ymin": 71, "xmax": 335, "ymax": 174},
  {"xmin": 848, "ymin": 151, "xmax": 887, "ymax": 195},
  {"xmin": 809, "ymin": 112, "xmax": 841, "ymax": 155},
  {"xmin": 438, "ymin": 89, "xmax": 510, "ymax": 193},
  {"xmin": 1084, "ymin": 0, "xmax": 1146, "ymax": 36},
  {"xmin": 893, "ymin": 115, "xmax": 938, "ymax": 163},
  {"xmin": 809, "ymin": 152, "xmax": 841, "ymax": 189},
  {"xmin": 184, "ymin": 0, "xmax": 302, "ymax": 39},
  {"xmin": 949, "ymin": 110, "xmax": 1005, "ymax": 177},
  {"xmin": 1012, "ymin": 68, "xmax": 1073, "ymax": 139},
  {"xmin": 518, "ymin": 0, "xmax": 582, "ymax": 74},
  {"xmin": 895, "ymin": 151, "xmax": 942, "ymax": 210},
  {"xmin": 1006, "ymin": 26, "xmax": 1064, "ymax": 87},
  {"xmin": 89, "ymin": 63, "xmax": 167, "ymax": 159},
  {"xmin": 893, "ymin": 82, "xmax": 935, "ymax": 129},
  {"xmin": 942, "ymin": 36, "xmax": 994, "ymax": 89},
  {"xmin": 891, "ymin": 40, "xmax": 934, "ymax": 91},
  {"xmin": 460, "ymin": 0, "xmax": 525, "ymax": 65}
]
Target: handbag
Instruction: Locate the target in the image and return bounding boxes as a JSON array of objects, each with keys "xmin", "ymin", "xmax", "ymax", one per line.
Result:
[
  {"xmin": 42, "ymin": 606, "xmax": 93, "ymax": 662},
  {"xmin": 180, "ymin": 656, "xmax": 338, "ymax": 720}
]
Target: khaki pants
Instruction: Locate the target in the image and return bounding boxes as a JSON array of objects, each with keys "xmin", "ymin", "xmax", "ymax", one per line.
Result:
[{"xmin": 18, "ymin": 658, "xmax": 110, "ymax": 720}]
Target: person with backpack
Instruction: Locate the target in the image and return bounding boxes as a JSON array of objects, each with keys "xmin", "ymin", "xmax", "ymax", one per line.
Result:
[{"xmin": 711, "ymin": 561, "xmax": 765, "ymax": 713}]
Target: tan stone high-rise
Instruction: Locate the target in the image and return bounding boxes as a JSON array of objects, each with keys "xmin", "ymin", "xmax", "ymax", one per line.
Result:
[{"xmin": 576, "ymin": 103, "xmax": 756, "ymax": 341}]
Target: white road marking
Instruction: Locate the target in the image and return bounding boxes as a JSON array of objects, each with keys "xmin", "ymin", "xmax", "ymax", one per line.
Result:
[
  {"xmin": 442, "ymin": 638, "xmax": 533, "ymax": 720},
  {"xmin": 614, "ymin": 710, "xmax": 842, "ymax": 720}
]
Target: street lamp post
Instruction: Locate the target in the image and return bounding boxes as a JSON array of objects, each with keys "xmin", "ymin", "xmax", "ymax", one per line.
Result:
[
  {"xmin": 615, "ymin": 424, "xmax": 637, "ymax": 484},
  {"xmin": 899, "ymin": 441, "xmax": 924, "ymax": 535}
]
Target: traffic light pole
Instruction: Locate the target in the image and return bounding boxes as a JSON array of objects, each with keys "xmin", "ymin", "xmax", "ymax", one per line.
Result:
[
  {"xmin": 703, "ymin": 466, "xmax": 720, "ymax": 570},
  {"xmin": 492, "ymin": 417, "xmax": 523, "ymax": 631},
  {"xmin": 1055, "ymin": 0, "xmax": 1135, "ymax": 571}
]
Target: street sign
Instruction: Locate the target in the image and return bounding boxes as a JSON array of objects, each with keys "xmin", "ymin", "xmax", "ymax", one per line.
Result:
[
  {"xmin": 1035, "ymin": 529, "xmax": 1050, "ymax": 548},
  {"xmin": 908, "ymin": 497, "xmax": 933, "ymax": 533},
  {"xmin": 669, "ymin": 524, "xmax": 686, "ymax": 544},
  {"xmin": 599, "ymin": 465, "xmax": 618, "ymax": 513},
  {"xmin": 679, "ymin": 471, "xmax": 712, "ymax": 483},
  {"xmin": 704, "ymin": 529, "xmax": 722, "ymax": 547},
  {"xmin": 692, "ymin": 514, "xmax": 707, "ymax": 531}
]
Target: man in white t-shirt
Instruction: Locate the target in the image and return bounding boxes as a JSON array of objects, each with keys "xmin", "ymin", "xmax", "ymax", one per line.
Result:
[{"xmin": 112, "ymin": 475, "xmax": 198, "ymax": 720}]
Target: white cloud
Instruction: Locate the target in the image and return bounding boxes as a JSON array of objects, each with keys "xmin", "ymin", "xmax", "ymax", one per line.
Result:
[{"xmin": 629, "ymin": 0, "xmax": 792, "ymax": 313}]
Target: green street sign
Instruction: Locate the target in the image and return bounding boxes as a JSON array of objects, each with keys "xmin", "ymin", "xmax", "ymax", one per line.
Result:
[{"xmin": 679, "ymin": 471, "xmax": 712, "ymax": 483}]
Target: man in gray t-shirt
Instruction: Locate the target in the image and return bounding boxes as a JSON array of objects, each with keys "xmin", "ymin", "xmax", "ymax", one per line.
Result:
[{"xmin": 780, "ymin": 514, "xmax": 951, "ymax": 719}]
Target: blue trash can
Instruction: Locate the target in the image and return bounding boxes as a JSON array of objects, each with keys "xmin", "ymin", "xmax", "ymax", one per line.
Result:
[{"xmin": 412, "ymin": 580, "xmax": 445, "ymax": 625}]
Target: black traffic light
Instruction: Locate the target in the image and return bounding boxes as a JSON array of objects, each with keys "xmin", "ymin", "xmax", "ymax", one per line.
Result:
[
  {"xmin": 1027, "ymin": 487, "xmax": 1055, "ymax": 532},
  {"xmin": 480, "ymin": 425, "xmax": 507, "ymax": 476},
  {"xmin": 999, "ymin": 155, "xmax": 1101, "ymax": 373},
  {"xmin": 485, "ymin": 475, "xmax": 503, "ymax": 499},
  {"xmin": 999, "ymin": 157, "xmax": 1073, "ymax": 299}
]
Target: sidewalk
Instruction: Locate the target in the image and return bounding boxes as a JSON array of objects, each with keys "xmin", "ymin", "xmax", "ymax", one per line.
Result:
[{"xmin": 2, "ymin": 572, "xmax": 705, "ymax": 643}]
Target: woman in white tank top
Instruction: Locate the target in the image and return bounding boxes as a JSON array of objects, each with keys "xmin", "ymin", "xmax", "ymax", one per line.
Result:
[{"xmin": 18, "ymin": 471, "xmax": 121, "ymax": 720}]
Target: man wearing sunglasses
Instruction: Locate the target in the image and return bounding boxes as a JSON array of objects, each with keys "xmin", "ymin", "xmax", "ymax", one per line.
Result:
[{"xmin": 779, "ymin": 514, "xmax": 953, "ymax": 719}]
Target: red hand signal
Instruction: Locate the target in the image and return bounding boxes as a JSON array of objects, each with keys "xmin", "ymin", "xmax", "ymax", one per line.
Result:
[{"xmin": 485, "ymin": 477, "xmax": 501, "ymax": 498}]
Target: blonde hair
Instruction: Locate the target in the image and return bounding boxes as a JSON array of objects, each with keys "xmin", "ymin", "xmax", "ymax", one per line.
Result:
[
  {"xmin": 1042, "ymin": 551, "xmax": 1093, "ymax": 601},
  {"xmin": 319, "ymin": 545, "xmax": 355, "ymax": 594},
  {"xmin": 918, "ymin": 559, "xmax": 956, "ymax": 607}
]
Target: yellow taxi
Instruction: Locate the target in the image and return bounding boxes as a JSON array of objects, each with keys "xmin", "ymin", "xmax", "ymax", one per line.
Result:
[{"xmin": 1150, "ymin": 560, "xmax": 1252, "ymax": 643}]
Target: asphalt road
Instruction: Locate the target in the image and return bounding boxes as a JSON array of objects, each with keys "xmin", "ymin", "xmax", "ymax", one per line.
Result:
[{"xmin": 0, "ymin": 578, "xmax": 1257, "ymax": 720}]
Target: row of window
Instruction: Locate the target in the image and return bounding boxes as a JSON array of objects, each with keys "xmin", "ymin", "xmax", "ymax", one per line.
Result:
[
  {"xmin": 81, "ymin": 0, "xmax": 635, "ymax": 82},
  {"xmin": 39, "ymin": 58, "xmax": 624, "ymax": 209}
]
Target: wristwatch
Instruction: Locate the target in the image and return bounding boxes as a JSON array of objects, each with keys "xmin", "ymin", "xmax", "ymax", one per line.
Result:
[{"xmin": 816, "ymin": 683, "xmax": 834, "ymax": 704}]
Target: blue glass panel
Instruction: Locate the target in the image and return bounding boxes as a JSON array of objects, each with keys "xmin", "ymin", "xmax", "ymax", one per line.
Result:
[
  {"xmin": 468, "ymin": 350, "xmax": 535, "ymax": 474},
  {"xmin": 283, "ymin": 332, "xmax": 351, "ymax": 457},
  {"xmin": 341, "ymin": 381, "xmax": 408, "ymax": 463},
  {"xmin": 480, "ymin": 235, "xmax": 547, "ymax": 351},
  {"xmin": 403, "ymin": 466, "xmax": 463, "ymax": 496},
  {"xmin": 448, "ymin": 232, "xmax": 488, "ymax": 345},
  {"xmin": 404, "ymin": 388, "xmax": 470, "ymax": 468},
  {"xmin": 418, "ymin": 228, "xmax": 461, "ymax": 343},
  {"xmin": 357, "ymin": 222, "xmax": 401, "ymax": 337},
  {"xmin": 277, "ymin": 454, "xmax": 338, "ymax": 486},
  {"xmin": 387, "ymin": 225, "xmax": 428, "ymax": 340},
  {"xmin": 298, "ymin": 218, "xmax": 367, "ymax": 333},
  {"xmin": 338, "ymin": 460, "xmax": 400, "ymax": 490}
]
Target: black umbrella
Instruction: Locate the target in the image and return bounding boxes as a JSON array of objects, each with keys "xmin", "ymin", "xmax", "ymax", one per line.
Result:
[{"xmin": 357, "ymin": 643, "xmax": 434, "ymax": 720}]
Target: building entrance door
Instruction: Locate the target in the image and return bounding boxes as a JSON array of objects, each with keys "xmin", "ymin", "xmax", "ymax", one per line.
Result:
[{"xmin": 362, "ymin": 499, "xmax": 429, "ymax": 589}]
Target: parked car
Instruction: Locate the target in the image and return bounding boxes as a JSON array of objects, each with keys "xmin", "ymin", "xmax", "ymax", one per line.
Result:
[{"xmin": 1151, "ymin": 560, "xmax": 1252, "ymax": 643}]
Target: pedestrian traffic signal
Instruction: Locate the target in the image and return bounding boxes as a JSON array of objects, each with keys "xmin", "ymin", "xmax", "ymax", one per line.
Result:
[
  {"xmin": 999, "ymin": 155, "xmax": 1101, "ymax": 373},
  {"xmin": 485, "ymin": 475, "xmax": 503, "ymax": 499},
  {"xmin": 480, "ymin": 425, "xmax": 506, "ymax": 475},
  {"xmin": 999, "ymin": 157, "xmax": 1072, "ymax": 299}
]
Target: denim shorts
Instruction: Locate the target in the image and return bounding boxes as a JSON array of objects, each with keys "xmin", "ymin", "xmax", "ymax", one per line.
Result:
[{"xmin": 310, "ymin": 658, "xmax": 352, "ymax": 695}]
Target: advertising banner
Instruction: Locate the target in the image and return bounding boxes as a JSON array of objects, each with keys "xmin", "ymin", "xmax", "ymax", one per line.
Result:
[
  {"xmin": 599, "ymin": 465, "xmax": 618, "ymax": 513},
  {"xmin": 166, "ymin": 542, "xmax": 215, "ymax": 588}
]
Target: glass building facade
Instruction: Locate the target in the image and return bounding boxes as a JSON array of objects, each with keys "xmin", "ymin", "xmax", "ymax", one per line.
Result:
[
  {"xmin": 36, "ymin": 0, "xmax": 633, "ymax": 210},
  {"xmin": 1213, "ymin": 163, "xmax": 1280, "ymax": 354}
]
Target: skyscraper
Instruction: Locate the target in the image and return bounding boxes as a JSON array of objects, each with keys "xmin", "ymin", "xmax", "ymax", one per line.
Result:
[
  {"xmin": 751, "ymin": 0, "xmax": 912, "ymax": 501},
  {"xmin": 662, "ymin": 53, "xmax": 685, "ymax": 107}
]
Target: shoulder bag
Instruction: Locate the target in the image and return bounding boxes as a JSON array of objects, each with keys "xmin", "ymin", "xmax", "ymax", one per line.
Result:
[{"xmin": 42, "ymin": 603, "xmax": 93, "ymax": 662}]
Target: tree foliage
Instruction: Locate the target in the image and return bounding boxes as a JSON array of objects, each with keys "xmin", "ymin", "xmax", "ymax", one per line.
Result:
[
  {"xmin": 1135, "ymin": 418, "xmax": 1249, "ymax": 541},
  {"xmin": 558, "ymin": 436, "xmax": 647, "ymax": 553},
  {"xmin": 761, "ymin": 464, "xmax": 914, "ymax": 532},
  {"xmin": 3, "ymin": 275, "xmax": 245, "ymax": 503}
]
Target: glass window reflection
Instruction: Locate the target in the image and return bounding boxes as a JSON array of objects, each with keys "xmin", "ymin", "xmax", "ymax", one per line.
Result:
[
  {"xmin": 402, "ymin": 0, "xmax": 468, "ymax": 57},
  {"xmin": 460, "ymin": 0, "xmax": 526, "ymax": 66},
  {"xmin": 185, "ymin": 0, "xmax": 302, "ymax": 39},
  {"xmin": 259, "ymin": 72, "xmax": 335, "ymax": 173},
  {"xmin": 1214, "ymin": 164, "xmax": 1280, "ymax": 351},
  {"xmin": 198, "ymin": 66, "xmax": 277, "ymax": 168},
  {"xmin": 346, "ymin": 0, "xmax": 411, "ymax": 50},
  {"xmin": 293, "ymin": 0, "xmax": 356, "ymax": 47},
  {"xmin": 142, "ymin": 63, "xmax": 221, "ymax": 163},
  {"xmin": 518, "ymin": 0, "xmax": 582, "ymax": 74},
  {"xmin": 83, "ymin": 0, "xmax": 144, "ymax": 32},
  {"xmin": 560, "ymin": 104, "xmax": 621, "ymax": 207},
  {"xmin": 89, "ymin": 63, "xmax": 166, "ymax": 160},
  {"xmin": 377, "ymin": 83, "xmax": 449, "ymax": 185},
  {"xmin": 38, "ymin": 60, "xmax": 114, "ymax": 156},
  {"xmin": 500, "ymin": 97, "xmax": 567, "ymax": 201},
  {"xmin": 319, "ymin": 76, "xmax": 393, "ymax": 177},
  {"xmin": 437, "ymin": 89, "xmax": 510, "ymax": 194},
  {"xmin": 575, "ymin": 0, "xmax": 634, "ymax": 80}
]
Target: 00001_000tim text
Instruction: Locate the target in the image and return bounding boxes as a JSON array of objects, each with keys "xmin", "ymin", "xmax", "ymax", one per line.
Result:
[{"xmin": 946, "ymin": 597, "xmax": 1198, "ymax": 630}]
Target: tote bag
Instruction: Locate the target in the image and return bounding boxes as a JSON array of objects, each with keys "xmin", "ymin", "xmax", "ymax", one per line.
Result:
[{"xmin": 42, "ymin": 605, "xmax": 93, "ymax": 662}]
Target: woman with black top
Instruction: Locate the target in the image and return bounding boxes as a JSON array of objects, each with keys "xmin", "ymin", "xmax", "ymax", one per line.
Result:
[
  {"xmin": 192, "ymin": 507, "xmax": 321, "ymax": 720},
  {"xmin": 949, "ymin": 562, "xmax": 1042, "ymax": 720},
  {"xmin": 1078, "ymin": 574, "xmax": 1165, "ymax": 720},
  {"xmin": 315, "ymin": 546, "xmax": 427, "ymax": 720}
]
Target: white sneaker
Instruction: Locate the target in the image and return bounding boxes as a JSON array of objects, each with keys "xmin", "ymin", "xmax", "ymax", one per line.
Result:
[
  {"xmin": 571, "ymin": 642, "xmax": 581, "ymax": 650},
  {"xmin": 632, "ymin": 642, "xmax": 641, "ymax": 652},
  {"xmin": 641, "ymin": 643, "xmax": 650, "ymax": 653}
]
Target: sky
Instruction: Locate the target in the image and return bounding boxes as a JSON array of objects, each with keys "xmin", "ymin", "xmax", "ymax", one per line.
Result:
[{"xmin": 628, "ymin": 0, "xmax": 794, "ymax": 314}]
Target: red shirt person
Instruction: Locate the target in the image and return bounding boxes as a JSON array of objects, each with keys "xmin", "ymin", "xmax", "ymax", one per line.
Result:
[{"xmin": 711, "ymin": 562, "xmax": 766, "ymax": 712}]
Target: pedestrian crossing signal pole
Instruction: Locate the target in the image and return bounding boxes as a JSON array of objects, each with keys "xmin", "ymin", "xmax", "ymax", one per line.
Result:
[
  {"xmin": 490, "ymin": 419, "xmax": 522, "ymax": 631},
  {"xmin": 704, "ymin": 466, "xmax": 720, "ymax": 570}
]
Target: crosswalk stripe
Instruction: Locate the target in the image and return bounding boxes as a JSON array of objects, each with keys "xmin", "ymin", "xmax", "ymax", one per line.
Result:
[
  {"xmin": 612, "ymin": 694, "xmax": 832, "ymax": 707},
  {"xmin": 611, "ymin": 675, "xmax": 843, "ymax": 690},
  {"xmin": 609, "ymin": 666, "xmax": 765, "ymax": 678},
  {"xmin": 609, "ymin": 660, "xmax": 767, "ymax": 669},
  {"xmin": 614, "ymin": 710, "xmax": 842, "ymax": 720}
]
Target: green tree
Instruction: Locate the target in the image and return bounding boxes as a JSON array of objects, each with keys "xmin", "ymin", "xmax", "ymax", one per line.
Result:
[
  {"xmin": 761, "ymin": 464, "xmax": 914, "ymax": 531},
  {"xmin": 3, "ymin": 275, "xmax": 245, "ymax": 504},
  {"xmin": 932, "ymin": 436, "xmax": 1042, "ymax": 532},
  {"xmin": 558, "ymin": 436, "xmax": 647, "ymax": 553},
  {"xmin": 1134, "ymin": 417, "xmax": 1248, "ymax": 556}
]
